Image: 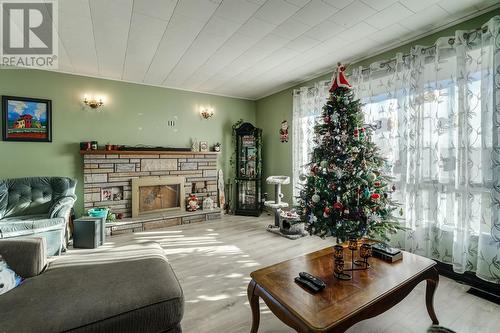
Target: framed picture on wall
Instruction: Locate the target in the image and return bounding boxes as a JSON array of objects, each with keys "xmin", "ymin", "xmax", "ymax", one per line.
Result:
[{"xmin": 2, "ymin": 96, "xmax": 52, "ymax": 142}]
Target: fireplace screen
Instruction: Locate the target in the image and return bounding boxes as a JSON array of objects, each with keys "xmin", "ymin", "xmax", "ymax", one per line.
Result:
[
  {"xmin": 132, "ymin": 177, "xmax": 185, "ymax": 217},
  {"xmin": 139, "ymin": 184, "xmax": 181, "ymax": 213}
]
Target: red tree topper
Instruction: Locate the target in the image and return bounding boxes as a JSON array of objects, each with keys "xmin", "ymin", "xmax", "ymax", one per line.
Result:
[{"xmin": 329, "ymin": 63, "xmax": 352, "ymax": 92}]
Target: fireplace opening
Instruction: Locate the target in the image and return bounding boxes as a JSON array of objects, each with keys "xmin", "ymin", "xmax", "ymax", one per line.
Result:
[{"xmin": 132, "ymin": 177, "xmax": 185, "ymax": 217}]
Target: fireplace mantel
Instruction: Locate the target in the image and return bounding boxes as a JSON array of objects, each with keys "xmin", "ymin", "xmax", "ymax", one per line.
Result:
[{"xmin": 80, "ymin": 150, "xmax": 219, "ymax": 156}]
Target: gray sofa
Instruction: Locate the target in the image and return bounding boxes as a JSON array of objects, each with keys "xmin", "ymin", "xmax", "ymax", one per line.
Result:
[
  {"xmin": 0, "ymin": 237, "xmax": 184, "ymax": 333},
  {"xmin": 0, "ymin": 177, "xmax": 76, "ymax": 255}
]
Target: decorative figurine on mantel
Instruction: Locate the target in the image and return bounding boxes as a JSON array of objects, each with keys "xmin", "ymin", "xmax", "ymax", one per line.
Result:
[
  {"xmin": 297, "ymin": 63, "xmax": 405, "ymax": 278},
  {"xmin": 202, "ymin": 195, "xmax": 214, "ymax": 210},
  {"xmin": 186, "ymin": 194, "xmax": 199, "ymax": 212},
  {"xmin": 191, "ymin": 138, "xmax": 199, "ymax": 152}
]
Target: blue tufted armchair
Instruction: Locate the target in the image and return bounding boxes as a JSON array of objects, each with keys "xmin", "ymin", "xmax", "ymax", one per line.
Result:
[{"xmin": 0, "ymin": 177, "xmax": 77, "ymax": 255}]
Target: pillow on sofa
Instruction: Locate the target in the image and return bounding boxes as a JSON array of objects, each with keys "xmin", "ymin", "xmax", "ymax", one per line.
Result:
[{"xmin": 0, "ymin": 255, "xmax": 23, "ymax": 295}]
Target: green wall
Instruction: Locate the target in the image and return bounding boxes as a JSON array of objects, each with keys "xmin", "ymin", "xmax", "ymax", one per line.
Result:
[
  {"xmin": 0, "ymin": 69, "xmax": 256, "ymax": 215},
  {"xmin": 256, "ymin": 9, "xmax": 500, "ymax": 202}
]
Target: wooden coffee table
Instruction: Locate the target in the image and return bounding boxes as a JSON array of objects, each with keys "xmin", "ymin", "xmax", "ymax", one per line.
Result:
[{"xmin": 247, "ymin": 247, "xmax": 439, "ymax": 332}]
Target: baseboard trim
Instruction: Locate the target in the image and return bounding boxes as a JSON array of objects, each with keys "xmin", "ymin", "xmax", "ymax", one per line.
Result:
[{"xmin": 435, "ymin": 261, "xmax": 500, "ymax": 301}]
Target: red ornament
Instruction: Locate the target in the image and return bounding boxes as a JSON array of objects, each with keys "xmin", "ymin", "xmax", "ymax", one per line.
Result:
[
  {"xmin": 374, "ymin": 181, "xmax": 381, "ymax": 187},
  {"xmin": 353, "ymin": 129, "xmax": 359, "ymax": 138},
  {"xmin": 333, "ymin": 202, "xmax": 343, "ymax": 210},
  {"xmin": 329, "ymin": 63, "xmax": 352, "ymax": 92},
  {"xmin": 324, "ymin": 116, "xmax": 331, "ymax": 124},
  {"xmin": 370, "ymin": 193, "xmax": 381, "ymax": 201},
  {"xmin": 311, "ymin": 164, "xmax": 318, "ymax": 175},
  {"xmin": 323, "ymin": 207, "xmax": 331, "ymax": 217}
]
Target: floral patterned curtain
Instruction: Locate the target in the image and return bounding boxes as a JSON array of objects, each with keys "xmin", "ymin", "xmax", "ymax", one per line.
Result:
[
  {"xmin": 292, "ymin": 81, "xmax": 329, "ymax": 201},
  {"xmin": 349, "ymin": 16, "xmax": 500, "ymax": 283}
]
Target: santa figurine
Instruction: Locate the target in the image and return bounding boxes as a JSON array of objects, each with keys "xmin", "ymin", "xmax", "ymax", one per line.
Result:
[{"xmin": 329, "ymin": 63, "xmax": 352, "ymax": 92}]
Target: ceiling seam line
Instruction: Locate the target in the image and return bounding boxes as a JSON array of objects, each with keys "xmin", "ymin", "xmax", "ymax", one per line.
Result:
[
  {"xmin": 141, "ymin": 0, "xmax": 180, "ymax": 83},
  {"xmin": 120, "ymin": 0, "xmax": 135, "ymax": 80},
  {"xmin": 88, "ymin": 0, "xmax": 100, "ymax": 75}
]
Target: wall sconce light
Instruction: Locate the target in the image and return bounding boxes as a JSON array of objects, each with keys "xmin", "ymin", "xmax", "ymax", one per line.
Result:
[
  {"xmin": 200, "ymin": 106, "xmax": 214, "ymax": 119},
  {"xmin": 83, "ymin": 95, "xmax": 104, "ymax": 109}
]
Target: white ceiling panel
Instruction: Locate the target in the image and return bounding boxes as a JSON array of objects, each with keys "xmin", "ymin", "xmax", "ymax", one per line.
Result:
[
  {"xmin": 42, "ymin": 0, "xmax": 498, "ymax": 99},
  {"xmin": 133, "ymin": 0, "xmax": 177, "ymax": 21},
  {"xmin": 215, "ymin": 0, "xmax": 261, "ymax": 23},
  {"xmin": 58, "ymin": 0, "xmax": 98, "ymax": 75},
  {"xmin": 399, "ymin": 0, "xmax": 440, "ymax": 12},
  {"xmin": 360, "ymin": 0, "xmax": 399, "ymax": 11},
  {"xmin": 253, "ymin": 0, "xmax": 301, "ymax": 25},
  {"xmin": 285, "ymin": 35, "xmax": 322, "ymax": 52},
  {"xmin": 90, "ymin": 0, "xmax": 133, "ymax": 79},
  {"xmin": 237, "ymin": 17, "xmax": 278, "ymax": 38},
  {"xmin": 122, "ymin": 13, "xmax": 169, "ymax": 82},
  {"xmin": 321, "ymin": 0, "xmax": 356, "ymax": 9},
  {"xmin": 369, "ymin": 23, "xmax": 411, "ymax": 43},
  {"xmin": 339, "ymin": 21, "xmax": 378, "ymax": 41},
  {"xmin": 365, "ymin": 2, "xmax": 414, "ymax": 29},
  {"xmin": 303, "ymin": 19, "xmax": 347, "ymax": 41},
  {"xmin": 328, "ymin": 1, "xmax": 377, "ymax": 28},
  {"xmin": 273, "ymin": 17, "xmax": 312, "ymax": 40},
  {"xmin": 399, "ymin": 5, "xmax": 450, "ymax": 31},
  {"xmin": 291, "ymin": 1, "xmax": 339, "ymax": 26},
  {"xmin": 175, "ymin": 0, "xmax": 222, "ymax": 20}
]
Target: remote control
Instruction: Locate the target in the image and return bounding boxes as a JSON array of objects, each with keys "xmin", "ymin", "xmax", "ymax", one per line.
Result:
[
  {"xmin": 294, "ymin": 276, "xmax": 323, "ymax": 292},
  {"xmin": 299, "ymin": 272, "xmax": 326, "ymax": 288}
]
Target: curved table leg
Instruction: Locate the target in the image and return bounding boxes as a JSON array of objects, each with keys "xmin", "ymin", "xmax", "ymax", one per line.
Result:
[
  {"xmin": 247, "ymin": 279, "xmax": 260, "ymax": 333},
  {"xmin": 425, "ymin": 267, "xmax": 439, "ymax": 325}
]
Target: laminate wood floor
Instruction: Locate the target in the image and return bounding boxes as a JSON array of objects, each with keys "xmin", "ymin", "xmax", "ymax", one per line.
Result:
[{"xmin": 98, "ymin": 215, "xmax": 500, "ymax": 333}]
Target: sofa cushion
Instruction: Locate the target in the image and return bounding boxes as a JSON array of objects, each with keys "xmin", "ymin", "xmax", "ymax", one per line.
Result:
[
  {"xmin": 0, "ymin": 216, "xmax": 65, "ymax": 238},
  {"xmin": 0, "ymin": 237, "xmax": 47, "ymax": 278},
  {"xmin": 2, "ymin": 177, "xmax": 76, "ymax": 219},
  {"xmin": 0, "ymin": 242, "xmax": 184, "ymax": 333},
  {"xmin": 0, "ymin": 181, "xmax": 7, "ymax": 220}
]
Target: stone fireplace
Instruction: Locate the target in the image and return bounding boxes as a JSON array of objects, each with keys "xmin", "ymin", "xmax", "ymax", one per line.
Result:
[
  {"xmin": 81, "ymin": 150, "xmax": 221, "ymax": 233},
  {"xmin": 132, "ymin": 176, "xmax": 185, "ymax": 217}
]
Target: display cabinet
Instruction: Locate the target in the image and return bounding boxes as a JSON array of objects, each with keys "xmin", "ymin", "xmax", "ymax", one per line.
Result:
[{"xmin": 234, "ymin": 122, "xmax": 262, "ymax": 216}]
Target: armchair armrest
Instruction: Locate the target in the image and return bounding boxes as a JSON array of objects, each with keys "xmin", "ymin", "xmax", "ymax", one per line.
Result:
[
  {"xmin": 48, "ymin": 195, "xmax": 76, "ymax": 220},
  {"xmin": 0, "ymin": 237, "xmax": 47, "ymax": 277}
]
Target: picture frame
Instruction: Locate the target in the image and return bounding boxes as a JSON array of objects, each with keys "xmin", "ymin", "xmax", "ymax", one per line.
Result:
[
  {"xmin": 199, "ymin": 140, "xmax": 209, "ymax": 152},
  {"xmin": 2, "ymin": 95, "xmax": 52, "ymax": 142}
]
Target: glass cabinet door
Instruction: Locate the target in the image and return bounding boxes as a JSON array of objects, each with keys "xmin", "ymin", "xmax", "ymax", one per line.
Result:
[
  {"xmin": 238, "ymin": 135, "xmax": 257, "ymax": 178},
  {"xmin": 237, "ymin": 180, "xmax": 257, "ymax": 210}
]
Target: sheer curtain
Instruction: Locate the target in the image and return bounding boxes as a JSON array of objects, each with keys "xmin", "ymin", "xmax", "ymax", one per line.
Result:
[
  {"xmin": 350, "ymin": 16, "xmax": 500, "ymax": 283},
  {"xmin": 293, "ymin": 16, "xmax": 500, "ymax": 283},
  {"xmin": 292, "ymin": 81, "xmax": 329, "ymax": 200}
]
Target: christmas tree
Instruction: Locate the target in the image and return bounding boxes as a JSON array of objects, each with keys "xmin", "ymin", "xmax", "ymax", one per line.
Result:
[{"xmin": 298, "ymin": 63, "xmax": 403, "ymax": 243}]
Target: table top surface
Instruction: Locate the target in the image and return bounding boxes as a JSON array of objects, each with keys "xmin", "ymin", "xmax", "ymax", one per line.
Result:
[{"xmin": 250, "ymin": 247, "xmax": 436, "ymax": 331}]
